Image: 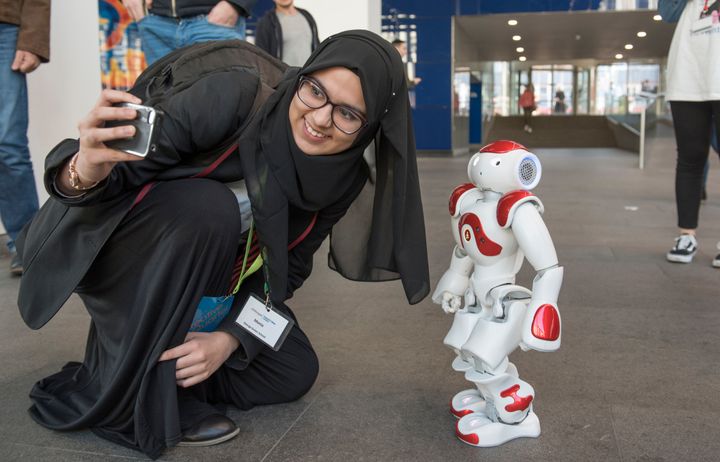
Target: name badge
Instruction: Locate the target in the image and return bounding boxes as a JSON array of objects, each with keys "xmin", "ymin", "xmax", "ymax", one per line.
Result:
[{"xmin": 235, "ymin": 294, "xmax": 294, "ymax": 351}]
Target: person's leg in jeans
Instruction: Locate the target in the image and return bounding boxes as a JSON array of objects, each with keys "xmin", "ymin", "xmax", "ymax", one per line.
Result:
[
  {"xmin": 667, "ymin": 101, "xmax": 712, "ymax": 263},
  {"xmin": 137, "ymin": 14, "xmax": 180, "ymax": 65},
  {"xmin": 180, "ymin": 14, "xmax": 246, "ymax": 47},
  {"xmin": 0, "ymin": 24, "xmax": 40, "ymax": 272}
]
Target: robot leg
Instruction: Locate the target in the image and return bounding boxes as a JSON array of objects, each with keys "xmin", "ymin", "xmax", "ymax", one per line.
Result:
[
  {"xmin": 443, "ymin": 309, "xmax": 482, "ymax": 372},
  {"xmin": 455, "ymin": 365, "xmax": 540, "ymax": 447},
  {"xmin": 444, "ymin": 309, "xmax": 484, "ymax": 417},
  {"xmin": 450, "ymin": 361, "xmax": 519, "ymax": 419}
]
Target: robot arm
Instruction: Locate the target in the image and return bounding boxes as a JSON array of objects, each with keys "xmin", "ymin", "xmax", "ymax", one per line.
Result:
[
  {"xmin": 432, "ymin": 246, "xmax": 474, "ymax": 314},
  {"xmin": 512, "ymin": 203, "xmax": 563, "ymax": 352}
]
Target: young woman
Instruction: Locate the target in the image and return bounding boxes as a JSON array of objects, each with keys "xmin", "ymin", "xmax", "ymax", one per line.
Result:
[
  {"xmin": 519, "ymin": 83, "xmax": 535, "ymax": 133},
  {"xmin": 17, "ymin": 30, "xmax": 429, "ymax": 459},
  {"xmin": 662, "ymin": 0, "xmax": 720, "ymax": 267}
]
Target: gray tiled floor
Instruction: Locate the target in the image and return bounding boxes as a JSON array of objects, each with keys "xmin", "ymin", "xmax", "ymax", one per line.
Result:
[{"xmin": 1, "ymin": 125, "xmax": 719, "ymax": 461}]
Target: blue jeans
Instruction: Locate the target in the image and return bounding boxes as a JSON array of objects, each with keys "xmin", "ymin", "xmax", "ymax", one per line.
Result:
[
  {"xmin": 138, "ymin": 13, "xmax": 247, "ymax": 65},
  {"xmin": 0, "ymin": 24, "xmax": 39, "ymax": 253}
]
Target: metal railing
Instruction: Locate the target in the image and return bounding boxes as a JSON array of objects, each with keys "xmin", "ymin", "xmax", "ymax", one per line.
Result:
[{"xmin": 637, "ymin": 92, "xmax": 661, "ymax": 169}]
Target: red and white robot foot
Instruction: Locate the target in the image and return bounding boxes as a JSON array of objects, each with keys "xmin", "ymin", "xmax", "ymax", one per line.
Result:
[
  {"xmin": 450, "ymin": 389, "xmax": 486, "ymax": 418},
  {"xmin": 454, "ymin": 363, "xmax": 539, "ymax": 447},
  {"xmin": 449, "ymin": 362, "xmax": 519, "ymax": 418},
  {"xmin": 455, "ymin": 410, "xmax": 540, "ymax": 447}
]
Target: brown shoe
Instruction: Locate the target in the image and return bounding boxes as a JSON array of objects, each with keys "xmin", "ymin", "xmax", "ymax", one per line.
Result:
[{"xmin": 177, "ymin": 414, "xmax": 239, "ymax": 447}]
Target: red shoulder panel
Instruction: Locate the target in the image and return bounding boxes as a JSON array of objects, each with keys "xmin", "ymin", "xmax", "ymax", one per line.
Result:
[
  {"xmin": 479, "ymin": 140, "xmax": 528, "ymax": 154},
  {"xmin": 449, "ymin": 183, "xmax": 475, "ymax": 216},
  {"xmin": 497, "ymin": 190, "xmax": 535, "ymax": 227}
]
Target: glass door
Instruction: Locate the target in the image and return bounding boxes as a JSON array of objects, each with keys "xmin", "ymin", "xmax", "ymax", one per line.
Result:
[
  {"xmin": 531, "ymin": 66, "xmax": 553, "ymax": 115},
  {"xmin": 552, "ymin": 66, "xmax": 573, "ymax": 115},
  {"xmin": 575, "ymin": 68, "xmax": 591, "ymax": 114}
]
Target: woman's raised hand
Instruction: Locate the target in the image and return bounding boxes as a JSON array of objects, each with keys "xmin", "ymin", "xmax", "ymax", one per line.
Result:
[{"xmin": 74, "ymin": 89, "xmax": 146, "ymax": 185}]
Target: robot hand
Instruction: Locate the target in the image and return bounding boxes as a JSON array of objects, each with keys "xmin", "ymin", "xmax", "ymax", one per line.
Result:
[{"xmin": 440, "ymin": 292, "xmax": 463, "ymax": 314}]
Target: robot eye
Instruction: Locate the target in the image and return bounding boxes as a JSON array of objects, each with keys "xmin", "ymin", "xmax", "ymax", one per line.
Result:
[{"xmin": 495, "ymin": 160, "xmax": 501, "ymax": 166}]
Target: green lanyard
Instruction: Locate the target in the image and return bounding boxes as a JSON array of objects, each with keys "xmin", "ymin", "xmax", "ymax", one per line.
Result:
[{"xmin": 231, "ymin": 222, "xmax": 264, "ymax": 295}]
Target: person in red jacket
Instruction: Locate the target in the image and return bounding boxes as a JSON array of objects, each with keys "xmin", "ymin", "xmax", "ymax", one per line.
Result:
[{"xmin": 519, "ymin": 83, "xmax": 536, "ymax": 133}]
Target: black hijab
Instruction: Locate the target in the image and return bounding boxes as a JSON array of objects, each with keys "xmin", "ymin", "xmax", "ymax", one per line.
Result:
[{"xmin": 239, "ymin": 30, "xmax": 429, "ymax": 305}]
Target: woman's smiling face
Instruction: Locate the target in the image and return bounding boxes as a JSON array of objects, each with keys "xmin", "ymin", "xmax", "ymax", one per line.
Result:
[{"xmin": 288, "ymin": 66, "xmax": 367, "ymax": 156}]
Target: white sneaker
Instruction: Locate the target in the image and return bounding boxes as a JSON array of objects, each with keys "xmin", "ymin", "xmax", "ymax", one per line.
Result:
[
  {"xmin": 713, "ymin": 242, "xmax": 720, "ymax": 268},
  {"xmin": 666, "ymin": 234, "xmax": 698, "ymax": 263}
]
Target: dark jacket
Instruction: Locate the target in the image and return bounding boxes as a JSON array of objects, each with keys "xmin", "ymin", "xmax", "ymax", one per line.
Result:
[
  {"xmin": 0, "ymin": 0, "xmax": 50, "ymax": 61},
  {"xmin": 148, "ymin": 0, "xmax": 256, "ymax": 18},
  {"xmin": 255, "ymin": 7, "xmax": 319, "ymax": 61},
  {"xmin": 16, "ymin": 68, "xmax": 349, "ymax": 339}
]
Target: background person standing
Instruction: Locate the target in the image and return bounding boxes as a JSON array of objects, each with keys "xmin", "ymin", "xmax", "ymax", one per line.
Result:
[
  {"xmin": 661, "ymin": 0, "xmax": 720, "ymax": 267},
  {"xmin": 0, "ymin": 0, "xmax": 50, "ymax": 276},
  {"xmin": 519, "ymin": 83, "xmax": 536, "ymax": 133},
  {"xmin": 122, "ymin": 0, "xmax": 256, "ymax": 65},
  {"xmin": 255, "ymin": 0, "xmax": 319, "ymax": 67}
]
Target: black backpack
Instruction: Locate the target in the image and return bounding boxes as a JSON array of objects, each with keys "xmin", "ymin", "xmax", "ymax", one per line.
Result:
[{"xmin": 129, "ymin": 39, "xmax": 290, "ymax": 162}]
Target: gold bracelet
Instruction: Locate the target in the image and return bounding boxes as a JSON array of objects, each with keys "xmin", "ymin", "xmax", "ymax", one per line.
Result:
[{"xmin": 68, "ymin": 153, "xmax": 99, "ymax": 191}]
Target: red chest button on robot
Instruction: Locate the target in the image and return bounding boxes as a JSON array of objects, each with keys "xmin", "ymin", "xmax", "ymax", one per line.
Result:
[
  {"xmin": 531, "ymin": 304, "xmax": 560, "ymax": 341},
  {"xmin": 458, "ymin": 213, "xmax": 502, "ymax": 256}
]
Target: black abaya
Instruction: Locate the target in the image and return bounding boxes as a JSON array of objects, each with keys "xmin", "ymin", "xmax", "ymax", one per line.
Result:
[{"xmin": 28, "ymin": 180, "xmax": 319, "ymax": 458}]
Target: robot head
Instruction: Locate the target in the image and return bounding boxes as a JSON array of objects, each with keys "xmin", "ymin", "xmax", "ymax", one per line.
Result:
[{"xmin": 467, "ymin": 140, "xmax": 542, "ymax": 193}]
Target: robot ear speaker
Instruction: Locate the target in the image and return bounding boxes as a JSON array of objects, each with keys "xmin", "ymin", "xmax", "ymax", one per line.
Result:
[{"xmin": 518, "ymin": 156, "xmax": 539, "ymax": 187}]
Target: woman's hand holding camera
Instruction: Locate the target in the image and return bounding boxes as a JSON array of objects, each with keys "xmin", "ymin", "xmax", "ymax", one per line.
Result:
[{"xmin": 59, "ymin": 90, "xmax": 145, "ymax": 194}]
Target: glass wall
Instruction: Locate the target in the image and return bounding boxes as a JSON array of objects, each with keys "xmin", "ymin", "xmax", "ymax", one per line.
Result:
[{"xmin": 478, "ymin": 59, "xmax": 662, "ymax": 118}]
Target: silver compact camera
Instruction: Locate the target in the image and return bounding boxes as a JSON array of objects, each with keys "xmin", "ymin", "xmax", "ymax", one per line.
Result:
[{"xmin": 105, "ymin": 102, "xmax": 164, "ymax": 158}]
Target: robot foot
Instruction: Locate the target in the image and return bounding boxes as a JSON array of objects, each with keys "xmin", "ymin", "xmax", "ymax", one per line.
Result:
[
  {"xmin": 455, "ymin": 411, "xmax": 541, "ymax": 447},
  {"xmin": 450, "ymin": 389, "xmax": 486, "ymax": 418}
]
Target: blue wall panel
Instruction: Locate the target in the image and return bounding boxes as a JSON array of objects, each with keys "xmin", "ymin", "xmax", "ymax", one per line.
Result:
[
  {"xmin": 384, "ymin": 1, "xmax": 454, "ymax": 150},
  {"xmin": 456, "ymin": 0, "xmax": 602, "ymax": 14}
]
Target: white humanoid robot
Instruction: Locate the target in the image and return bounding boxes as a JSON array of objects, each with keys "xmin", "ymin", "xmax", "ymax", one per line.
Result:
[{"xmin": 432, "ymin": 140, "xmax": 563, "ymax": 447}]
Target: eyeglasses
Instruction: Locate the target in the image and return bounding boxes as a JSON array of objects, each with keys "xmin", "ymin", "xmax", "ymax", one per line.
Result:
[{"xmin": 296, "ymin": 76, "xmax": 367, "ymax": 135}]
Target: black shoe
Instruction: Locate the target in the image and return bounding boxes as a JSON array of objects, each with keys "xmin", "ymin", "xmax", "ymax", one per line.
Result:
[
  {"xmin": 9, "ymin": 252, "xmax": 22, "ymax": 276},
  {"xmin": 177, "ymin": 414, "xmax": 239, "ymax": 447}
]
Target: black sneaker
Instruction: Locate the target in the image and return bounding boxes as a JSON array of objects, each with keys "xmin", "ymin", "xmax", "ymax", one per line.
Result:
[
  {"xmin": 9, "ymin": 252, "xmax": 22, "ymax": 276},
  {"xmin": 666, "ymin": 234, "xmax": 698, "ymax": 263}
]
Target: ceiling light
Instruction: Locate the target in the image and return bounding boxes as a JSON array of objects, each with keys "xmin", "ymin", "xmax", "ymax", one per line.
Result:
[
  {"xmin": 637, "ymin": 31, "xmax": 647, "ymax": 37},
  {"xmin": 653, "ymin": 14, "xmax": 662, "ymax": 21},
  {"xmin": 508, "ymin": 19, "xmax": 518, "ymax": 26},
  {"xmin": 516, "ymin": 47, "xmax": 525, "ymax": 52},
  {"xmin": 624, "ymin": 44, "xmax": 634, "ymax": 50},
  {"xmin": 512, "ymin": 35, "xmax": 522, "ymax": 41},
  {"xmin": 615, "ymin": 53, "xmax": 624, "ymax": 59},
  {"xmin": 519, "ymin": 56, "xmax": 527, "ymax": 62}
]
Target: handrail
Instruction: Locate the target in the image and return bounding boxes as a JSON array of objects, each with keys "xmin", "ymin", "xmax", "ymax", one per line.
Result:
[{"xmin": 635, "ymin": 92, "xmax": 662, "ymax": 170}]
